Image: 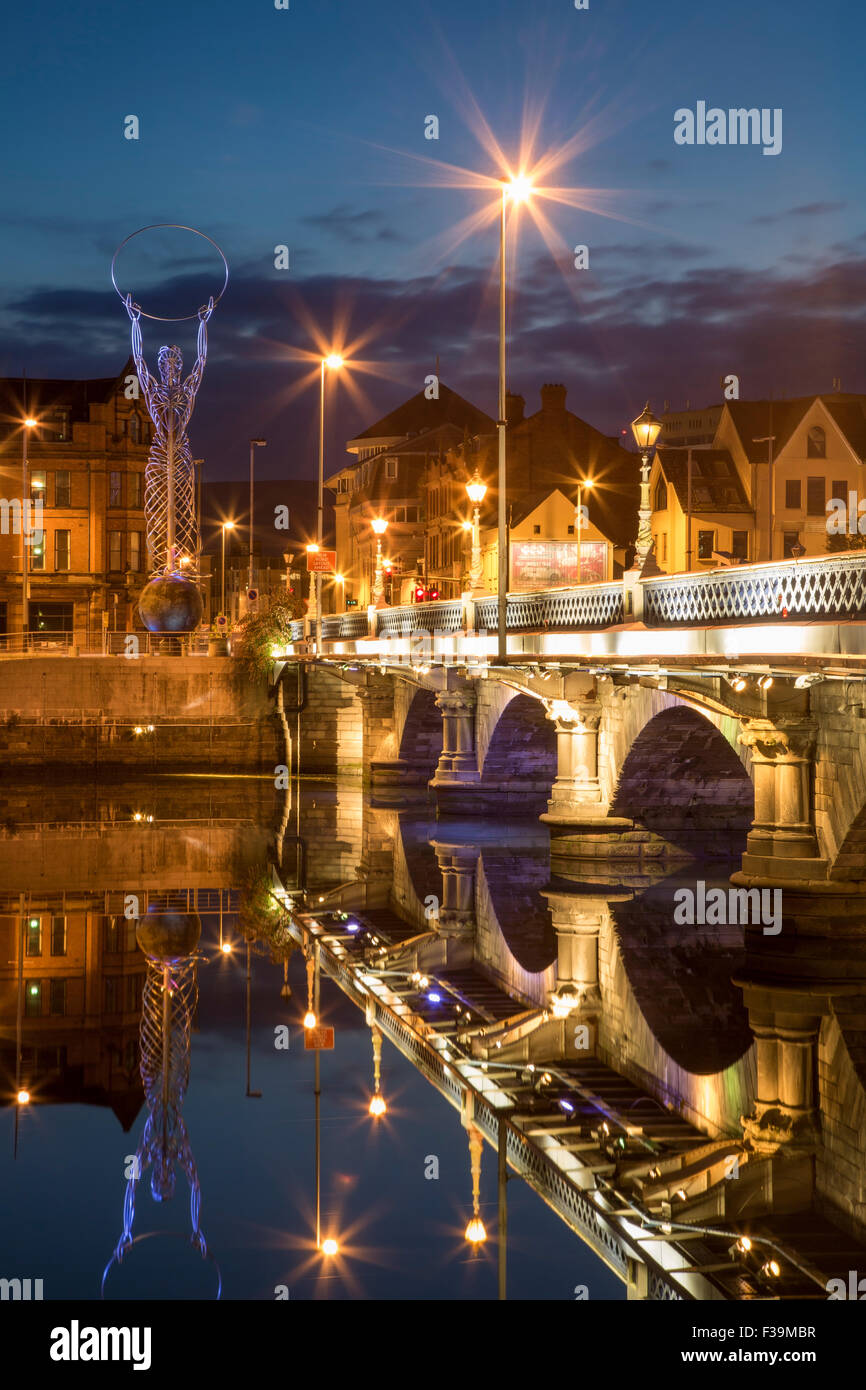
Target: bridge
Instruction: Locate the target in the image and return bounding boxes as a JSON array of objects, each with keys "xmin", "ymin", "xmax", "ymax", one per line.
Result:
[{"xmin": 271, "ymin": 548, "xmax": 866, "ymax": 1297}]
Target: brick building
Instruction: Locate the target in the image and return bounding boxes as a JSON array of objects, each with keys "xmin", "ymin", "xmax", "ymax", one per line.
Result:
[{"xmin": 0, "ymin": 367, "xmax": 153, "ymax": 643}]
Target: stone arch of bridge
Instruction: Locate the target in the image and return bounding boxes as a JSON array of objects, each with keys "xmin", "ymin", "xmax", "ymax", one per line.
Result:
[
  {"xmin": 395, "ymin": 682, "xmax": 443, "ymax": 778},
  {"xmin": 610, "ymin": 703, "xmax": 755, "ymax": 857},
  {"xmin": 478, "ymin": 688, "xmax": 558, "ymax": 812}
]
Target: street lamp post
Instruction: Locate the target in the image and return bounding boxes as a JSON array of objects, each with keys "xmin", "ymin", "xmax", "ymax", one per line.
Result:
[
  {"xmin": 20, "ymin": 417, "xmax": 37, "ymax": 643},
  {"xmin": 371, "ymin": 517, "xmax": 388, "ymax": 607},
  {"xmin": 465, "ymin": 472, "xmax": 487, "ymax": 596},
  {"xmin": 221, "ymin": 521, "xmax": 235, "ymax": 619},
  {"xmin": 248, "ymin": 438, "xmax": 267, "ymax": 604},
  {"xmin": 496, "ymin": 176, "xmax": 532, "ymax": 665},
  {"xmin": 575, "ymin": 477, "xmax": 593, "ymax": 585},
  {"xmin": 311, "ymin": 356, "xmax": 344, "ymax": 650},
  {"xmin": 630, "ymin": 403, "xmax": 662, "ymax": 570}
]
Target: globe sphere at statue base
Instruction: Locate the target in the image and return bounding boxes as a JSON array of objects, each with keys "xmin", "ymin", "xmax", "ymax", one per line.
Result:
[
  {"xmin": 138, "ymin": 575, "xmax": 203, "ymax": 633},
  {"xmin": 136, "ymin": 910, "xmax": 202, "ymax": 961}
]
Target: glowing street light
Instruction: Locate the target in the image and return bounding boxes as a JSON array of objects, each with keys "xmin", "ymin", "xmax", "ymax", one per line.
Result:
[
  {"xmin": 630, "ymin": 403, "xmax": 662, "ymax": 570},
  {"xmin": 495, "ymin": 171, "xmax": 534, "ymax": 662},
  {"xmin": 368, "ymin": 1025, "xmax": 387, "ymax": 1118},
  {"xmin": 464, "ymin": 1125, "xmax": 488, "ymax": 1247},
  {"xmin": 17, "ymin": 1089, "xmax": 30, "ymax": 1106},
  {"xmin": 309, "ymin": 354, "xmax": 346, "ymax": 650},
  {"xmin": 321, "ymin": 1237, "xmax": 339, "ymax": 1257},
  {"xmin": 20, "ymin": 415, "xmax": 38, "ymax": 642},
  {"xmin": 220, "ymin": 521, "xmax": 235, "ymax": 621},
  {"xmin": 370, "ymin": 517, "xmax": 389, "ymax": 608},
  {"xmin": 575, "ymin": 477, "xmax": 593, "ymax": 586},
  {"xmin": 465, "ymin": 472, "xmax": 487, "ymax": 597}
]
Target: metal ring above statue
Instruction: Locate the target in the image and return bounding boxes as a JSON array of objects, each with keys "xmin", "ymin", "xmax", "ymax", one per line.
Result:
[{"xmin": 110, "ymin": 224, "xmax": 229, "ymax": 322}]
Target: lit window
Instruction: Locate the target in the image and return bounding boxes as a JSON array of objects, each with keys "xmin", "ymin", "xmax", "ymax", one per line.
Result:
[
  {"xmin": 30, "ymin": 530, "xmax": 45, "ymax": 570},
  {"xmin": 30, "ymin": 470, "xmax": 47, "ymax": 502},
  {"xmin": 25, "ymin": 981, "xmax": 42, "ymax": 1017},
  {"xmin": 26, "ymin": 917, "xmax": 42, "ymax": 956}
]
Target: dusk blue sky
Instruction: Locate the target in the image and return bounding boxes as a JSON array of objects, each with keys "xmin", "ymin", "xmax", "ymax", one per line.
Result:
[{"xmin": 1, "ymin": 0, "xmax": 863, "ymax": 482}]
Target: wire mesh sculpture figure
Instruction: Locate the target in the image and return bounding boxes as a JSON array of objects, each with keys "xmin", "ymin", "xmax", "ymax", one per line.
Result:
[
  {"xmin": 102, "ymin": 914, "xmax": 220, "ymax": 1297},
  {"xmin": 111, "ymin": 224, "xmax": 228, "ymax": 633},
  {"xmin": 125, "ymin": 295, "xmax": 212, "ymax": 581}
]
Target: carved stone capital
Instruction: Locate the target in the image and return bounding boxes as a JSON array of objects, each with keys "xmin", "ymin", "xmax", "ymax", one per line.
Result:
[
  {"xmin": 543, "ymin": 698, "xmax": 601, "ymax": 732},
  {"xmin": 738, "ymin": 717, "xmax": 816, "ymax": 762},
  {"xmin": 435, "ymin": 689, "xmax": 476, "ymax": 715}
]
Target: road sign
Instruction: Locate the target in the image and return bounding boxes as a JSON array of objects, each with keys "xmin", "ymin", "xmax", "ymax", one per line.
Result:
[
  {"xmin": 304, "ymin": 1026, "xmax": 335, "ymax": 1050},
  {"xmin": 306, "ymin": 549, "xmax": 337, "ymax": 573},
  {"xmin": 345, "ymin": 598, "xmax": 358, "ymax": 608},
  {"xmin": 247, "ymin": 588, "xmax": 258, "ymax": 602}
]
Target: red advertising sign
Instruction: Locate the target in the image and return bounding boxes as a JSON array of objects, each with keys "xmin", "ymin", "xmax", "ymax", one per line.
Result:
[
  {"xmin": 306, "ymin": 549, "xmax": 337, "ymax": 573},
  {"xmin": 304, "ymin": 1026, "xmax": 335, "ymax": 1050},
  {"xmin": 510, "ymin": 540, "xmax": 607, "ymax": 591}
]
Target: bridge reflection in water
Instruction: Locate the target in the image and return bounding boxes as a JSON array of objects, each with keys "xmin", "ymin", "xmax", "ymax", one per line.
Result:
[
  {"xmin": 2, "ymin": 774, "xmax": 865, "ymax": 1300},
  {"xmin": 274, "ymin": 778, "xmax": 866, "ymax": 1302}
]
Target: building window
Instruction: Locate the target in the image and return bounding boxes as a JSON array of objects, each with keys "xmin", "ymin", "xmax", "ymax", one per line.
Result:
[
  {"xmin": 654, "ymin": 480, "xmax": 668, "ymax": 511},
  {"xmin": 697, "ymin": 529, "xmax": 715, "ymax": 560},
  {"xmin": 660, "ymin": 533, "xmax": 668, "ymax": 563},
  {"xmin": 785, "ymin": 479, "xmax": 801, "ymax": 509},
  {"xmin": 50, "ymin": 979, "xmax": 67, "ymax": 1016},
  {"xmin": 55, "ymin": 530, "xmax": 71, "ymax": 571},
  {"xmin": 109, "ymin": 471, "xmax": 122, "ymax": 507},
  {"xmin": 129, "ymin": 472, "xmax": 142, "ymax": 509},
  {"xmin": 30, "ymin": 469, "xmax": 47, "ymax": 503},
  {"xmin": 104, "ymin": 976, "xmax": 120, "ymax": 1013},
  {"xmin": 104, "ymin": 918, "xmax": 123, "ymax": 954},
  {"xmin": 807, "ymin": 425, "xmax": 826, "ymax": 458},
  {"xmin": 109, "ymin": 531, "xmax": 122, "ymax": 571},
  {"xmin": 385, "ymin": 457, "xmax": 398, "ymax": 480},
  {"xmin": 130, "ymin": 415, "xmax": 141, "ymax": 445},
  {"xmin": 783, "ymin": 531, "xmax": 801, "ymax": 558},
  {"xmin": 30, "ymin": 531, "xmax": 45, "ymax": 570},
  {"xmin": 533, "ymin": 524, "xmax": 541, "ymax": 535},
  {"xmin": 831, "ymin": 479, "xmax": 847, "ymax": 505},
  {"xmin": 25, "ymin": 916, "xmax": 42, "ymax": 956},
  {"xmin": 51, "ymin": 916, "xmax": 67, "ymax": 956},
  {"xmin": 732, "ymin": 531, "xmax": 748, "ymax": 561},
  {"xmin": 567, "ymin": 524, "xmax": 574, "ymax": 535},
  {"xmin": 25, "ymin": 982, "xmax": 42, "ymax": 1018},
  {"xmin": 405, "ymin": 506, "xmax": 418, "ymax": 524},
  {"xmin": 129, "ymin": 531, "xmax": 141, "ymax": 572},
  {"xmin": 54, "ymin": 470, "xmax": 71, "ymax": 508},
  {"xmin": 806, "ymin": 477, "xmax": 825, "ymax": 516}
]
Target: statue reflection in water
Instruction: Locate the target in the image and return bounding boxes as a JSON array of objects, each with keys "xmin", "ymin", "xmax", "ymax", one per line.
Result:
[{"xmin": 102, "ymin": 907, "xmax": 220, "ymax": 1298}]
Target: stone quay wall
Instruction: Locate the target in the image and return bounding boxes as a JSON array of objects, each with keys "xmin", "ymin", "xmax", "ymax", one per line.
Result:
[{"xmin": 0, "ymin": 656, "xmax": 278, "ymax": 772}]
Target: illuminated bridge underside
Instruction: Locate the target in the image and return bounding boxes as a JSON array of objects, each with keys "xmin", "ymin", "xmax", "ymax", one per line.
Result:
[{"xmin": 277, "ymin": 883, "xmax": 865, "ymax": 1302}]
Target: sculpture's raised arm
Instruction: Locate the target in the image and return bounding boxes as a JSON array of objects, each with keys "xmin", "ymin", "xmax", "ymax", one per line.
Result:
[
  {"xmin": 124, "ymin": 294, "xmax": 159, "ymax": 410},
  {"xmin": 181, "ymin": 297, "xmax": 214, "ymax": 413}
]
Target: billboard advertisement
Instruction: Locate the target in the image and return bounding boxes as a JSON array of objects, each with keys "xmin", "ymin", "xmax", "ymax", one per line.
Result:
[{"xmin": 510, "ymin": 540, "xmax": 607, "ymax": 591}]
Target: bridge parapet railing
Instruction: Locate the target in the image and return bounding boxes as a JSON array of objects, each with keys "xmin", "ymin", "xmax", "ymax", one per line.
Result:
[
  {"xmin": 377, "ymin": 599, "xmax": 464, "ymax": 636},
  {"xmin": 321, "ymin": 611, "xmax": 370, "ymax": 640},
  {"xmin": 642, "ymin": 550, "xmax": 866, "ymax": 626},
  {"xmin": 477, "ymin": 581, "xmax": 625, "ymax": 632}
]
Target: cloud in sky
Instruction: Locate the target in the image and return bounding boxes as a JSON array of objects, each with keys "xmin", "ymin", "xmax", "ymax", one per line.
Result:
[{"xmin": 2, "ymin": 229, "xmax": 865, "ymax": 480}]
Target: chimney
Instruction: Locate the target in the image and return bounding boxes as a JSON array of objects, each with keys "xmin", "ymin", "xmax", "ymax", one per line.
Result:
[
  {"xmin": 540, "ymin": 382, "xmax": 567, "ymax": 413},
  {"xmin": 505, "ymin": 391, "xmax": 524, "ymax": 426}
]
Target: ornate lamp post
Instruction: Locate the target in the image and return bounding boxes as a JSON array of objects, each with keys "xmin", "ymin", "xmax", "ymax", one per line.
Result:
[
  {"xmin": 313, "ymin": 355, "xmax": 344, "ymax": 647},
  {"xmin": 575, "ymin": 476, "xmax": 593, "ymax": 585},
  {"xmin": 247, "ymin": 438, "xmax": 267, "ymax": 606},
  {"xmin": 465, "ymin": 472, "xmax": 487, "ymax": 596},
  {"xmin": 630, "ymin": 403, "xmax": 662, "ymax": 569},
  {"xmin": 371, "ymin": 517, "xmax": 388, "ymax": 607}
]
